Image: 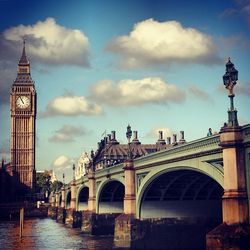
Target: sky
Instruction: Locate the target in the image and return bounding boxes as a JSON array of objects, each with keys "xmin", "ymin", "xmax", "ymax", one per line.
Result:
[{"xmin": 0, "ymin": 0, "xmax": 249, "ymax": 182}]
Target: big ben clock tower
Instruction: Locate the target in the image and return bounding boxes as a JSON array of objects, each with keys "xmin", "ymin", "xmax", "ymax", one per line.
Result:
[{"xmin": 10, "ymin": 41, "xmax": 36, "ymax": 191}]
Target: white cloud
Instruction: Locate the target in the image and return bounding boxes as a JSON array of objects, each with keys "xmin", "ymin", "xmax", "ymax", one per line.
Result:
[
  {"xmin": 188, "ymin": 84, "xmax": 213, "ymax": 102},
  {"xmin": 107, "ymin": 19, "xmax": 220, "ymax": 68},
  {"xmin": 49, "ymin": 125, "xmax": 86, "ymax": 143},
  {"xmin": 40, "ymin": 94, "xmax": 103, "ymax": 117},
  {"xmin": 52, "ymin": 155, "xmax": 72, "ymax": 169},
  {"xmin": 90, "ymin": 77, "xmax": 185, "ymax": 106},
  {"xmin": 218, "ymin": 81, "xmax": 250, "ymax": 96},
  {"xmin": 3, "ymin": 17, "xmax": 90, "ymax": 66}
]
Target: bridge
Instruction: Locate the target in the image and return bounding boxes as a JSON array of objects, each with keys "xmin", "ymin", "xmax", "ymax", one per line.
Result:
[
  {"xmin": 60, "ymin": 124, "xmax": 249, "ymax": 217},
  {"xmin": 67, "ymin": 132, "xmax": 225, "ymax": 218},
  {"xmin": 49, "ymin": 122, "xmax": 250, "ymax": 249}
]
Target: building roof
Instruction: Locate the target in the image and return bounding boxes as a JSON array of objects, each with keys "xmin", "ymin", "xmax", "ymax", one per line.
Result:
[
  {"xmin": 91, "ymin": 130, "xmax": 185, "ymax": 169},
  {"xmin": 14, "ymin": 41, "xmax": 34, "ymax": 85},
  {"xmin": 18, "ymin": 40, "xmax": 29, "ymax": 65}
]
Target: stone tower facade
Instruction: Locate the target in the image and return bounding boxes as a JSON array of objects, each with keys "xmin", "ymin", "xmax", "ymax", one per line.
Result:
[{"xmin": 10, "ymin": 41, "xmax": 37, "ymax": 190}]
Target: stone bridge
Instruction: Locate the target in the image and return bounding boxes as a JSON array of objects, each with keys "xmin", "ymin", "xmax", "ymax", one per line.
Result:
[
  {"xmin": 58, "ymin": 124, "xmax": 248, "ymax": 217},
  {"xmin": 49, "ymin": 123, "xmax": 250, "ymax": 249}
]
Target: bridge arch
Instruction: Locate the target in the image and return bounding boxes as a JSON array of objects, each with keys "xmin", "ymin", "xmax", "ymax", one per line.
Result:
[
  {"xmin": 97, "ymin": 178, "xmax": 125, "ymax": 214},
  {"xmin": 65, "ymin": 190, "xmax": 71, "ymax": 209},
  {"xmin": 76, "ymin": 184, "xmax": 89, "ymax": 211},
  {"xmin": 136, "ymin": 165, "xmax": 224, "ymax": 219},
  {"xmin": 58, "ymin": 193, "xmax": 62, "ymax": 207}
]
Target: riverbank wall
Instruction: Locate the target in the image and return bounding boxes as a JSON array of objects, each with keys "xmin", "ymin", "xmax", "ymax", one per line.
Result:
[{"xmin": 0, "ymin": 203, "xmax": 48, "ymax": 220}]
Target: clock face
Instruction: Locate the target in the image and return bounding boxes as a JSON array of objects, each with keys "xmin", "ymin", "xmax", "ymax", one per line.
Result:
[{"xmin": 16, "ymin": 96, "xmax": 30, "ymax": 109}]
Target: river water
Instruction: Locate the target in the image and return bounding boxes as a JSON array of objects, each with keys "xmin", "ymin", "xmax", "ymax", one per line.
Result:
[{"xmin": 0, "ymin": 218, "xmax": 114, "ymax": 250}]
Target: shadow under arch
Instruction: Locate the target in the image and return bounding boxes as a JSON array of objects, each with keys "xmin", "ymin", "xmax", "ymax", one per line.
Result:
[
  {"xmin": 97, "ymin": 179, "xmax": 125, "ymax": 214},
  {"xmin": 59, "ymin": 193, "xmax": 62, "ymax": 207},
  {"xmin": 137, "ymin": 166, "xmax": 223, "ymax": 219},
  {"xmin": 65, "ymin": 190, "xmax": 71, "ymax": 209},
  {"xmin": 76, "ymin": 185, "xmax": 89, "ymax": 211}
]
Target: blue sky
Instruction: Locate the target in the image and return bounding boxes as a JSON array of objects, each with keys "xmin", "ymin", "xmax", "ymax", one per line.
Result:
[{"xmin": 0, "ymin": 0, "xmax": 249, "ymax": 182}]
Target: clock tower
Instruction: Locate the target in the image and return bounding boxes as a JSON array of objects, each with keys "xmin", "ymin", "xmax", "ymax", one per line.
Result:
[{"xmin": 10, "ymin": 41, "xmax": 37, "ymax": 191}]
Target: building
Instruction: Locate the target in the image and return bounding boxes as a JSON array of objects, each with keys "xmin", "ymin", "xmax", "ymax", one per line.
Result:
[
  {"xmin": 0, "ymin": 160, "xmax": 16, "ymax": 203},
  {"xmin": 91, "ymin": 130, "xmax": 186, "ymax": 171},
  {"xmin": 10, "ymin": 41, "xmax": 37, "ymax": 191},
  {"xmin": 75, "ymin": 152, "xmax": 90, "ymax": 179}
]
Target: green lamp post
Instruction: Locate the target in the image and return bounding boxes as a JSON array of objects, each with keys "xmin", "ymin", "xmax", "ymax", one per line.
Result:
[
  {"xmin": 126, "ymin": 124, "xmax": 132, "ymax": 159},
  {"xmin": 223, "ymin": 57, "xmax": 239, "ymax": 127}
]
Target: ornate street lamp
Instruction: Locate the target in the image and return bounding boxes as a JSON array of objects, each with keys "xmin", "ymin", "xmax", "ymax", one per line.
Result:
[
  {"xmin": 223, "ymin": 57, "xmax": 239, "ymax": 127},
  {"xmin": 126, "ymin": 124, "xmax": 132, "ymax": 159},
  {"xmin": 72, "ymin": 164, "xmax": 75, "ymax": 181}
]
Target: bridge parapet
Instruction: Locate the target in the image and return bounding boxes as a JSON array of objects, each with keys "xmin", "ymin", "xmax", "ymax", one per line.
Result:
[
  {"xmin": 134, "ymin": 134, "xmax": 221, "ymax": 169},
  {"xmin": 243, "ymin": 124, "xmax": 250, "ymax": 144}
]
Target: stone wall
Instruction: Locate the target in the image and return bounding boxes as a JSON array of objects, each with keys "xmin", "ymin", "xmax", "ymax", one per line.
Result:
[
  {"xmin": 57, "ymin": 207, "xmax": 66, "ymax": 224},
  {"xmin": 65, "ymin": 209, "xmax": 82, "ymax": 228},
  {"xmin": 0, "ymin": 205, "xmax": 48, "ymax": 219},
  {"xmin": 114, "ymin": 216, "xmax": 221, "ymax": 249},
  {"xmin": 48, "ymin": 206, "xmax": 58, "ymax": 220},
  {"xmin": 82, "ymin": 211, "xmax": 120, "ymax": 235}
]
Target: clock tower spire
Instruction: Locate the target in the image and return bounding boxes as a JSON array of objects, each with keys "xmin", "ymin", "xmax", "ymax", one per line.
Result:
[{"xmin": 10, "ymin": 41, "xmax": 37, "ymax": 192}]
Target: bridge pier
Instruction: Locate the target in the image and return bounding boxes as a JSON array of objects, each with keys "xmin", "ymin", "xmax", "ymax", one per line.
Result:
[
  {"xmin": 70, "ymin": 179, "xmax": 76, "ymax": 210},
  {"xmin": 51, "ymin": 193, "xmax": 56, "ymax": 207},
  {"xmin": 206, "ymin": 125, "xmax": 250, "ymax": 249},
  {"xmin": 48, "ymin": 206, "xmax": 58, "ymax": 220},
  {"xmin": 114, "ymin": 159, "xmax": 139, "ymax": 248},
  {"xmin": 65, "ymin": 209, "xmax": 82, "ymax": 228},
  {"xmin": 56, "ymin": 207, "xmax": 66, "ymax": 223},
  {"xmin": 48, "ymin": 193, "xmax": 58, "ymax": 219},
  {"xmin": 87, "ymin": 170, "xmax": 96, "ymax": 212},
  {"xmin": 61, "ymin": 186, "xmax": 65, "ymax": 208},
  {"xmin": 57, "ymin": 186, "xmax": 66, "ymax": 223},
  {"xmin": 81, "ymin": 211, "xmax": 120, "ymax": 235},
  {"xmin": 65, "ymin": 179, "xmax": 82, "ymax": 228},
  {"xmin": 55, "ymin": 192, "xmax": 59, "ymax": 207}
]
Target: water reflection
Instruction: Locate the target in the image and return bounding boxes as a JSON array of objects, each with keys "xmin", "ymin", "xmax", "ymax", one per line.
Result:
[{"xmin": 0, "ymin": 218, "xmax": 114, "ymax": 250}]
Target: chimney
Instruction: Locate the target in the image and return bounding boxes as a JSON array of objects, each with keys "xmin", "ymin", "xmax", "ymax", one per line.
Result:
[
  {"xmin": 132, "ymin": 131, "xmax": 140, "ymax": 144},
  {"xmin": 179, "ymin": 131, "xmax": 186, "ymax": 144},
  {"xmin": 159, "ymin": 131, "xmax": 163, "ymax": 140},
  {"xmin": 172, "ymin": 134, "xmax": 177, "ymax": 145},
  {"xmin": 156, "ymin": 130, "xmax": 166, "ymax": 150},
  {"xmin": 107, "ymin": 134, "xmax": 111, "ymax": 142},
  {"xmin": 111, "ymin": 131, "xmax": 116, "ymax": 140},
  {"xmin": 110, "ymin": 130, "xmax": 119, "ymax": 144},
  {"xmin": 104, "ymin": 137, "xmax": 108, "ymax": 144},
  {"xmin": 167, "ymin": 137, "xmax": 171, "ymax": 145},
  {"xmin": 133, "ymin": 131, "xmax": 138, "ymax": 140}
]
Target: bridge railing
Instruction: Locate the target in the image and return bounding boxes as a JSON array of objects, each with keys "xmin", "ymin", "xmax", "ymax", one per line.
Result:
[{"xmin": 134, "ymin": 133, "xmax": 221, "ymax": 168}]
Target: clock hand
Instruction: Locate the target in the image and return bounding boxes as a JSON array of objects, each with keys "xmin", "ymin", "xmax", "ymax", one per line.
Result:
[{"xmin": 20, "ymin": 97, "xmax": 24, "ymax": 104}]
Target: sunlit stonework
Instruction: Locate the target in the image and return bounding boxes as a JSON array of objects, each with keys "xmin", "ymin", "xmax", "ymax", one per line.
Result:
[{"xmin": 75, "ymin": 152, "xmax": 90, "ymax": 180}]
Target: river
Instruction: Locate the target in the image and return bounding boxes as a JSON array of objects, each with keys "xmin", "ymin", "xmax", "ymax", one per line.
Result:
[{"xmin": 0, "ymin": 218, "xmax": 114, "ymax": 250}]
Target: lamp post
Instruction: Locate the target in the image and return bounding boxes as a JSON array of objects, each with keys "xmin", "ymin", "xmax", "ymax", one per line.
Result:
[
  {"xmin": 72, "ymin": 164, "xmax": 75, "ymax": 181},
  {"xmin": 223, "ymin": 57, "xmax": 239, "ymax": 127},
  {"xmin": 126, "ymin": 124, "xmax": 132, "ymax": 159}
]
